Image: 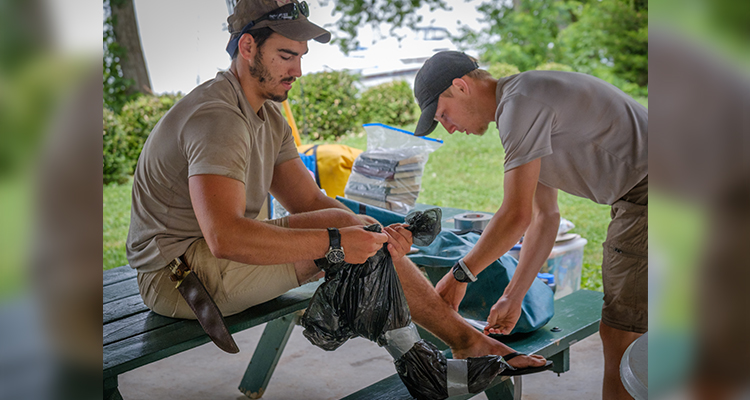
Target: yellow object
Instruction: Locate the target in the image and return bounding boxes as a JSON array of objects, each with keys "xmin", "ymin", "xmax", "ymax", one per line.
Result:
[
  {"xmin": 298, "ymin": 144, "xmax": 363, "ymax": 199},
  {"xmin": 282, "ymin": 100, "xmax": 302, "ymax": 146}
]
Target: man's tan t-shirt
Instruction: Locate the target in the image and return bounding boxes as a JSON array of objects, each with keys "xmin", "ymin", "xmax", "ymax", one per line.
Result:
[
  {"xmin": 495, "ymin": 71, "xmax": 647, "ymax": 205},
  {"xmin": 127, "ymin": 71, "xmax": 299, "ymax": 272}
]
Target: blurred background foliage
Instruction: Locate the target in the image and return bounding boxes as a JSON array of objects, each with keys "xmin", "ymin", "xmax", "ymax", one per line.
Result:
[
  {"xmin": 0, "ymin": 0, "xmax": 90, "ymax": 300},
  {"xmin": 464, "ymin": 0, "xmax": 648, "ymax": 97}
]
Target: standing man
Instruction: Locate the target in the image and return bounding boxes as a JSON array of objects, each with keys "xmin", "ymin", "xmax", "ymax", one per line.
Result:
[
  {"xmin": 126, "ymin": 1, "xmax": 549, "ymax": 372},
  {"xmin": 414, "ymin": 51, "xmax": 647, "ymax": 399}
]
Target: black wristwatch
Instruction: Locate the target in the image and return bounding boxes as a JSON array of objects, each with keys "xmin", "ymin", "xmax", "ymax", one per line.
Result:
[
  {"xmin": 452, "ymin": 259, "xmax": 477, "ymax": 283},
  {"xmin": 324, "ymin": 227, "xmax": 346, "ymax": 264}
]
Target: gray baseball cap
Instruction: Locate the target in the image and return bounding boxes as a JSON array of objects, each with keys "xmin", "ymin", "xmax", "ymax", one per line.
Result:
[
  {"xmin": 413, "ymin": 51, "xmax": 479, "ymax": 136},
  {"xmin": 226, "ymin": 0, "xmax": 331, "ymax": 57}
]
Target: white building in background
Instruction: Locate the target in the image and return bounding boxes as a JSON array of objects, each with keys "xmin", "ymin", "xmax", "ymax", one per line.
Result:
[{"xmin": 342, "ymin": 27, "xmax": 479, "ymax": 89}]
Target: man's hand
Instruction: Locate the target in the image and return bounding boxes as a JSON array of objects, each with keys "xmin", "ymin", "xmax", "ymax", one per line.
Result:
[
  {"xmin": 435, "ymin": 273, "xmax": 467, "ymax": 312},
  {"xmin": 339, "ymin": 226, "xmax": 388, "ymax": 264},
  {"xmin": 356, "ymin": 214, "xmax": 380, "ymax": 226},
  {"xmin": 383, "ymin": 223, "xmax": 413, "ymax": 260},
  {"xmin": 483, "ymin": 295, "xmax": 523, "ymax": 335}
]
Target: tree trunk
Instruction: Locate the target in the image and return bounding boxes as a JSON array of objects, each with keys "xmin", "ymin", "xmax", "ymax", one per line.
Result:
[{"xmin": 111, "ymin": 0, "xmax": 152, "ymax": 95}]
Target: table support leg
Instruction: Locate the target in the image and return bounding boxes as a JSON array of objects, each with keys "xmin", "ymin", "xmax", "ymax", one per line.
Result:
[{"xmin": 238, "ymin": 314, "xmax": 298, "ymax": 399}]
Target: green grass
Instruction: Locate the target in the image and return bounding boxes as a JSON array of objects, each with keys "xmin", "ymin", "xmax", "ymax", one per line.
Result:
[{"xmin": 103, "ymin": 179, "xmax": 133, "ymax": 270}]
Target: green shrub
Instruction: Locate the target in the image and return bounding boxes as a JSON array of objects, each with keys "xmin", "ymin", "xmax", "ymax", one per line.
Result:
[
  {"xmin": 288, "ymin": 70, "xmax": 360, "ymax": 141},
  {"xmin": 532, "ymin": 62, "xmax": 647, "ymax": 100},
  {"xmin": 534, "ymin": 62, "xmax": 575, "ymax": 72},
  {"xmin": 118, "ymin": 94, "xmax": 182, "ymax": 165},
  {"xmin": 103, "ymin": 108, "xmax": 130, "ymax": 184},
  {"xmin": 357, "ymin": 80, "xmax": 419, "ymax": 128},
  {"xmin": 487, "ymin": 63, "xmax": 521, "ymax": 79},
  {"xmin": 102, "ymin": 93, "xmax": 182, "ymax": 184},
  {"xmin": 592, "ymin": 67, "xmax": 648, "ymax": 99}
]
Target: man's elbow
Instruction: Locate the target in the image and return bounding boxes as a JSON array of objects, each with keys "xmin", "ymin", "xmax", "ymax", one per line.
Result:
[
  {"xmin": 531, "ymin": 208, "xmax": 560, "ymax": 235},
  {"xmin": 542, "ymin": 209, "xmax": 560, "ymax": 226},
  {"xmin": 203, "ymin": 231, "xmax": 237, "ymax": 260},
  {"xmin": 539, "ymin": 209, "xmax": 560, "ymax": 225},
  {"xmin": 509, "ymin": 209, "xmax": 533, "ymax": 235}
]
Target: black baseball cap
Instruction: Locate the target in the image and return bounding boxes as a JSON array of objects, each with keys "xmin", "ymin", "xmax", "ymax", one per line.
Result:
[{"xmin": 413, "ymin": 51, "xmax": 479, "ymax": 136}]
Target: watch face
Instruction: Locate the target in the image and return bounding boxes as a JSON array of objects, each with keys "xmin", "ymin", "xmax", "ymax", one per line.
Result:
[
  {"xmin": 454, "ymin": 268, "xmax": 467, "ymax": 282},
  {"xmin": 327, "ymin": 248, "xmax": 345, "ymax": 264}
]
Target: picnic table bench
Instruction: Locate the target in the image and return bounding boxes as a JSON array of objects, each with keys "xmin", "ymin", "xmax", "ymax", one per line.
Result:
[{"xmin": 103, "ymin": 265, "xmax": 321, "ymax": 400}]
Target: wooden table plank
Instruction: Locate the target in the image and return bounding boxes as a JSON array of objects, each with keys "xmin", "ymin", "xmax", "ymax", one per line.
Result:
[
  {"xmin": 104, "ymin": 294, "xmax": 150, "ymax": 324},
  {"xmin": 498, "ymin": 290, "xmax": 603, "ymax": 359},
  {"xmin": 104, "ymin": 265, "xmax": 136, "ymax": 287},
  {"xmin": 104, "ymin": 309, "xmax": 178, "ymax": 346},
  {"xmin": 104, "ymin": 278, "xmax": 139, "ymax": 305}
]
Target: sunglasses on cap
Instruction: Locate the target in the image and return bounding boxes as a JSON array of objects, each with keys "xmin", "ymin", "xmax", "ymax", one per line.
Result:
[
  {"xmin": 251, "ymin": 1, "xmax": 309, "ymax": 27},
  {"xmin": 227, "ymin": 1, "xmax": 310, "ymax": 56}
]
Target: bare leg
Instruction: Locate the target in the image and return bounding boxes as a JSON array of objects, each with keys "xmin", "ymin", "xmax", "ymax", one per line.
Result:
[
  {"xmin": 600, "ymin": 321, "xmax": 641, "ymax": 400},
  {"xmin": 287, "ymin": 209, "xmax": 364, "ymax": 284},
  {"xmin": 394, "ymin": 256, "xmax": 546, "ymax": 369}
]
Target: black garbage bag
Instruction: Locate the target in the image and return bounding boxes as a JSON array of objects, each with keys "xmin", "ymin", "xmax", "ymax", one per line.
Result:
[
  {"xmin": 300, "ymin": 223, "xmax": 411, "ymax": 350},
  {"xmin": 404, "ymin": 208, "xmax": 442, "ymax": 247},
  {"xmin": 301, "ymin": 208, "xmax": 508, "ymax": 399},
  {"xmin": 396, "ymin": 341, "xmax": 509, "ymax": 400},
  {"xmin": 301, "ymin": 209, "xmax": 442, "ymax": 349}
]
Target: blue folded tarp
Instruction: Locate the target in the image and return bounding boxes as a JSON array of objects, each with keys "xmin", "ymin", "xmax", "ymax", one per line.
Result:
[{"xmin": 336, "ymin": 196, "xmax": 555, "ymax": 335}]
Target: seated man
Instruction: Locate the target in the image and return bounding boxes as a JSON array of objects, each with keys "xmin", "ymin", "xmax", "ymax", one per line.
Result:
[{"xmin": 126, "ymin": 0, "xmax": 546, "ymax": 371}]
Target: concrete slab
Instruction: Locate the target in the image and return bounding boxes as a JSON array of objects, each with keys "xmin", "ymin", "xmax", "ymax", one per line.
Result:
[{"xmin": 119, "ymin": 324, "xmax": 602, "ymax": 400}]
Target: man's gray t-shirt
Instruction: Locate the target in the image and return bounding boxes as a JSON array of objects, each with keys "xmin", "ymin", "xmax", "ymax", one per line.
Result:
[
  {"xmin": 495, "ymin": 71, "xmax": 647, "ymax": 205},
  {"xmin": 127, "ymin": 71, "xmax": 299, "ymax": 272}
]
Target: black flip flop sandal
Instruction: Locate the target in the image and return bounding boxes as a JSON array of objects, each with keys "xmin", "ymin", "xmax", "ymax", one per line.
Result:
[{"xmin": 499, "ymin": 352, "xmax": 554, "ymax": 376}]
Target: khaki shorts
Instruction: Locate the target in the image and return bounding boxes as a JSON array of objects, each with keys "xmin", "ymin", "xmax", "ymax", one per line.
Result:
[
  {"xmin": 137, "ymin": 217, "xmax": 299, "ymax": 319},
  {"xmin": 601, "ymin": 182, "xmax": 648, "ymax": 333}
]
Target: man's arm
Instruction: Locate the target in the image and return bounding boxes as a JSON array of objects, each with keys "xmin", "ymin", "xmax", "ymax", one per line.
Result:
[
  {"xmin": 189, "ymin": 173, "xmax": 330, "ymax": 265},
  {"xmin": 189, "ymin": 173, "xmax": 384, "ymax": 265},
  {"xmin": 463, "ymin": 159, "xmax": 543, "ymax": 272},
  {"xmin": 269, "ymin": 158, "xmax": 379, "ymax": 225},
  {"xmin": 435, "ymin": 158, "xmax": 542, "ymax": 310},
  {"xmin": 484, "ymin": 181, "xmax": 559, "ymax": 335}
]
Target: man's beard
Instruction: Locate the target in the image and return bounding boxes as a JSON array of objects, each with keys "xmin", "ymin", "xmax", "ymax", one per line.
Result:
[{"xmin": 248, "ymin": 50, "xmax": 293, "ymax": 103}]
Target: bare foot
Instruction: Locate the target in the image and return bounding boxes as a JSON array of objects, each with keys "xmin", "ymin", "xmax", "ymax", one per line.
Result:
[{"xmin": 451, "ymin": 333, "xmax": 547, "ymax": 369}]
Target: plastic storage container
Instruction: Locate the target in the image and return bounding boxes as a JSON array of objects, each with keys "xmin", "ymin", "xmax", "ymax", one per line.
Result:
[{"xmin": 509, "ymin": 237, "xmax": 587, "ymax": 299}]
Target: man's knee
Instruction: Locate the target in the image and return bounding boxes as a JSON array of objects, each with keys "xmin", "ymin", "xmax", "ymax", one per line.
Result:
[{"xmin": 600, "ymin": 321, "xmax": 641, "ymax": 350}]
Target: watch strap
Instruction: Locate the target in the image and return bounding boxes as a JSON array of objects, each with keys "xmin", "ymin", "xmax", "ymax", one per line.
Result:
[
  {"xmin": 327, "ymin": 227, "xmax": 341, "ymax": 248},
  {"xmin": 455, "ymin": 259, "xmax": 477, "ymax": 282}
]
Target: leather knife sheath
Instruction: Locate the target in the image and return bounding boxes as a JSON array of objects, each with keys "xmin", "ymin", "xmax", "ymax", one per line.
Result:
[{"xmin": 169, "ymin": 257, "xmax": 240, "ymax": 354}]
